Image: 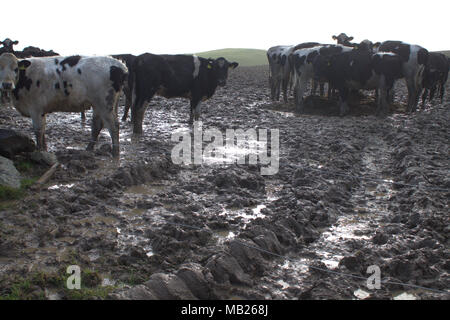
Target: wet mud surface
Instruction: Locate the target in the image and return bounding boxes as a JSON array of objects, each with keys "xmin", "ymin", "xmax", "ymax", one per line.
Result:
[{"xmin": 0, "ymin": 66, "xmax": 448, "ymax": 299}]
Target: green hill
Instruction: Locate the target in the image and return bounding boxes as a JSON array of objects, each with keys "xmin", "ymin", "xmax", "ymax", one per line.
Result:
[{"xmin": 195, "ymin": 48, "xmax": 268, "ymax": 67}]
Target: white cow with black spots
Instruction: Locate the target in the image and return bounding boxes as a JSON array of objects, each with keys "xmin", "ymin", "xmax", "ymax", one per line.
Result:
[{"xmin": 0, "ymin": 53, "xmax": 128, "ymax": 156}]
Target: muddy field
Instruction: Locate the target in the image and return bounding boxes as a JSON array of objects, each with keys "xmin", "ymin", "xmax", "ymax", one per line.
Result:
[{"xmin": 0, "ymin": 65, "xmax": 448, "ymax": 300}]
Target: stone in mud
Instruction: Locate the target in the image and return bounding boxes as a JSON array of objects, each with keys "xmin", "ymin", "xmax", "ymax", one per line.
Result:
[
  {"xmin": 242, "ymin": 226, "xmax": 283, "ymax": 256},
  {"xmin": 372, "ymin": 231, "xmax": 389, "ymax": 245},
  {"xmin": 109, "ymin": 285, "xmax": 158, "ymax": 300},
  {"xmin": 67, "ymin": 160, "xmax": 87, "ymax": 173},
  {"xmin": 31, "ymin": 151, "xmax": 58, "ymax": 166},
  {"xmin": 228, "ymin": 239, "xmax": 266, "ymax": 276},
  {"xmin": 0, "ymin": 129, "xmax": 36, "ymax": 158},
  {"xmin": 407, "ymin": 212, "xmax": 421, "ymax": 229},
  {"xmin": 0, "ymin": 155, "xmax": 21, "ymax": 188},
  {"xmin": 205, "ymin": 253, "xmax": 252, "ymax": 286},
  {"xmin": 143, "ymin": 273, "xmax": 197, "ymax": 300},
  {"xmin": 176, "ymin": 263, "xmax": 219, "ymax": 299},
  {"xmin": 389, "ymin": 260, "xmax": 413, "ymax": 281},
  {"xmin": 338, "ymin": 253, "xmax": 364, "ymax": 273},
  {"xmin": 213, "ymin": 169, "xmax": 265, "ymax": 192}
]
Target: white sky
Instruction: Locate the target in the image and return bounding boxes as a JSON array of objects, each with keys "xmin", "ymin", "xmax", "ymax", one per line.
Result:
[{"xmin": 2, "ymin": 0, "xmax": 449, "ymax": 56}]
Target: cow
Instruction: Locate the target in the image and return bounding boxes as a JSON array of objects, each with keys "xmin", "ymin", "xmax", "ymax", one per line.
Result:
[
  {"xmin": 377, "ymin": 41, "xmax": 429, "ymax": 112},
  {"xmin": 421, "ymin": 52, "xmax": 449, "ymax": 108},
  {"xmin": 79, "ymin": 54, "xmax": 136, "ymax": 122},
  {"xmin": 267, "ymin": 45, "xmax": 293, "ymax": 102},
  {"xmin": 110, "ymin": 54, "xmax": 137, "ymax": 122},
  {"xmin": 0, "ymin": 53, "xmax": 128, "ymax": 156},
  {"xmin": 130, "ymin": 53, "xmax": 238, "ymax": 134},
  {"xmin": 290, "ymin": 44, "xmax": 353, "ymax": 111},
  {"xmin": 15, "ymin": 46, "xmax": 59, "ymax": 58},
  {"xmin": 0, "ymin": 38, "xmax": 19, "ymax": 54},
  {"xmin": 267, "ymin": 43, "xmax": 320, "ymax": 102},
  {"xmin": 332, "ymin": 33, "xmax": 356, "ymax": 47},
  {"xmin": 313, "ymin": 50, "xmax": 404, "ymax": 116}
]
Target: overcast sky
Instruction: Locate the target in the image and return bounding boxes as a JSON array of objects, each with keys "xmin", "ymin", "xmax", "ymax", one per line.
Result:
[{"xmin": 2, "ymin": 0, "xmax": 448, "ymax": 56}]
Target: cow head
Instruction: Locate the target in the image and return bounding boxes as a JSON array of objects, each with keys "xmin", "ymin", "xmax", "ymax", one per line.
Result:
[
  {"xmin": 0, "ymin": 38, "xmax": 19, "ymax": 53},
  {"xmin": 332, "ymin": 33, "xmax": 354, "ymax": 46},
  {"xmin": 207, "ymin": 57, "xmax": 238, "ymax": 86},
  {"xmin": 0, "ymin": 53, "xmax": 31, "ymax": 92},
  {"xmin": 354, "ymin": 40, "xmax": 381, "ymax": 53}
]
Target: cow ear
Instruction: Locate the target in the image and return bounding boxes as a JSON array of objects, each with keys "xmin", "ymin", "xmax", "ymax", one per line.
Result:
[
  {"xmin": 373, "ymin": 42, "xmax": 381, "ymax": 49},
  {"xmin": 229, "ymin": 62, "xmax": 238, "ymax": 70},
  {"xmin": 332, "ymin": 35, "xmax": 337, "ymax": 40},
  {"xmin": 348, "ymin": 37, "xmax": 354, "ymax": 41},
  {"xmin": 13, "ymin": 40, "xmax": 19, "ymax": 45},
  {"xmin": 18, "ymin": 60, "xmax": 31, "ymax": 70}
]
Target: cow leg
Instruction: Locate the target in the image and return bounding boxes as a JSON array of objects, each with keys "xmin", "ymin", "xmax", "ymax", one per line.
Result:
[
  {"xmin": 327, "ymin": 84, "xmax": 332, "ymax": 100},
  {"xmin": 274, "ymin": 77, "xmax": 281, "ymax": 101},
  {"xmin": 122, "ymin": 88, "xmax": 132, "ymax": 122},
  {"xmin": 81, "ymin": 111, "xmax": 86, "ymax": 122},
  {"xmin": 421, "ymin": 88, "xmax": 429, "ymax": 109},
  {"xmin": 87, "ymin": 112, "xmax": 103, "ymax": 151},
  {"xmin": 102, "ymin": 111, "xmax": 120, "ymax": 157},
  {"xmin": 131, "ymin": 97, "xmax": 147, "ymax": 134},
  {"xmin": 319, "ymin": 82, "xmax": 325, "ymax": 97},
  {"xmin": 31, "ymin": 113, "xmax": 47, "ymax": 151},
  {"xmin": 282, "ymin": 74, "xmax": 290, "ymax": 103},
  {"xmin": 311, "ymin": 79, "xmax": 317, "ymax": 95},
  {"xmin": 439, "ymin": 83, "xmax": 445, "ymax": 103},
  {"xmin": 189, "ymin": 99, "xmax": 202, "ymax": 124},
  {"xmin": 338, "ymin": 88, "xmax": 350, "ymax": 116},
  {"xmin": 429, "ymin": 86, "xmax": 437, "ymax": 102},
  {"xmin": 295, "ymin": 75, "xmax": 308, "ymax": 112}
]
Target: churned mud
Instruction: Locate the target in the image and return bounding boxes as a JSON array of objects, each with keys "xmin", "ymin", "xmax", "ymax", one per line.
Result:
[{"xmin": 0, "ymin": 66, "xmax": 448, "ymax": 300}]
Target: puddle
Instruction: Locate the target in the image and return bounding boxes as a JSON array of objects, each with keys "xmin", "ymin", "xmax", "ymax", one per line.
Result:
[
  {"xmin": 48, "ymin": 183, "xmax": 75, "ymax": 190},
  {"xmin": 202, "ymin": 141, "xmax": 267, "ymax": 165},
  {"xmin": 116, "ymin": 227, "xmax": 153, "ymax": 257},
  {"xmin": 213, "ymin": 230, "xmax": 236, "ymax": 244},
  {"xmin": 219, "ymin": 205, "xmax": 266, "ymax": 223},
  {"xmin": 354, "ymin": 289, "xmax": 371, "ymax": 299},
  {"xmin": 393, "ymin": 292, "xmax": 417, "ymax": 300}
]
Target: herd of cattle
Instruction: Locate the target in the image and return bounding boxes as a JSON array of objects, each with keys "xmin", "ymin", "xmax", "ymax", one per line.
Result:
[
  {"xmin": 0, "ymin": 38, "xmax": 238, "ymax": 156},
  {"xmin": 0, "ymin": 34, "xmax": 448, "ymax": 157},
  {"xmin": 268, "ymin": 33, "xmax": 449, "ymax": 116}
]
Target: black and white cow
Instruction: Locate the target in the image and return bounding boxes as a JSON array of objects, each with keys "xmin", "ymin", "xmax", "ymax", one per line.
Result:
[
  {"xmin": 332, "ymin": 33, "xmax": 356, "ymax": 47},
  {"xmin": 267, "ymin": 43, "xmax": 320, "ymax": 102},
  {"xmin": 313, "ymin": 49, "xmax": 404, "ymax": 116},
  {"xmin": 0, "ymin": 53, "xmax": 128, "ymax": 156},
  {"xmin": 130, "ymin": 53, "xmax": 238, "ymax": 134},
  {"xmin": 290, "ymin": 44, "xmax": 353, "ymax": 111},
  {"xmin": 0, "ymin": 38, "xmax": 19, "ymax": 54},
  {"xmin": 421, "ymin": 52, "xmax": 449, "ymax": 107},
  {"xmin": 79, "ymin": 54, "xmax": 136, "ymax": 121},
  {"xmin": 377, "ymin": 41, "xmax": 429, "ymax": 112},
  {"xmin": 267, "ymin": 45, "xmax": 294, "ymax": 102}
]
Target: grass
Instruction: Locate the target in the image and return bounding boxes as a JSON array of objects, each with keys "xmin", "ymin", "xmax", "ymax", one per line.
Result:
[
  {"xmin": 0, "ymin": 160, "xmax": 39, "ymax": 202},
  {"xmin": 195, "ymin": 48, "xmax": 450, "ymax": 66},
  {"xmin": 0, "ymin": 268, "xmax": 116, "ymax": 300},
  {"xmin": 195, "ymin": 48, "xmax": 268, "ymax": 67},
  {"xmin": 0, "ymin": 177, "xmax": 38, "ymax": 202}
]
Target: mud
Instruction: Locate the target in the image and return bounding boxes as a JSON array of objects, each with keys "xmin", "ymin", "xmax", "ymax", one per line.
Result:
[{"xmin": 0, "ymin": 66, "xmax": 448, "ymax": 300}]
